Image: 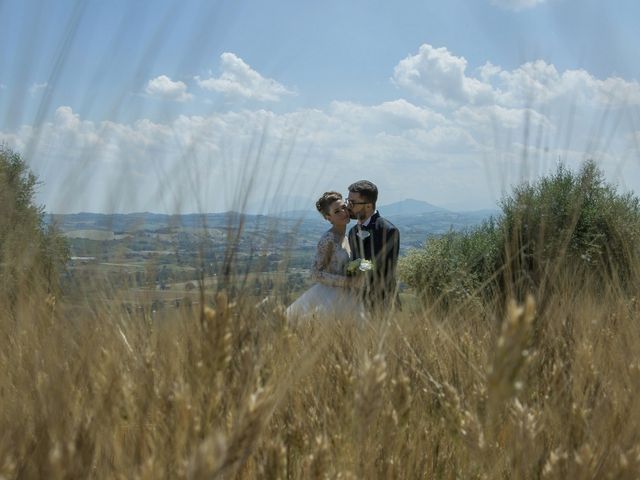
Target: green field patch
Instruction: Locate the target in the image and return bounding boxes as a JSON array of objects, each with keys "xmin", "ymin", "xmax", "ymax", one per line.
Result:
[{"xmin": 64, "ymin": 230, "xmax": 132, "ymax": 240}]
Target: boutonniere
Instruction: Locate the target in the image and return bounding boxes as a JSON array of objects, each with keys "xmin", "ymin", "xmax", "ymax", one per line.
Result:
[{"xmin": 356, "ymin": 228, "xmax": 370, "ymax": 240}]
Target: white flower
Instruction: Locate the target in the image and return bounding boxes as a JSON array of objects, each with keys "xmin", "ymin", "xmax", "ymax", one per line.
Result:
[
  {"xmin": 358, "ymin": 259, "xmax": 374, "ymax": 272},
  {"xmin": 346, "ymin": 259, "xmax": 374, "ymax": 276}
]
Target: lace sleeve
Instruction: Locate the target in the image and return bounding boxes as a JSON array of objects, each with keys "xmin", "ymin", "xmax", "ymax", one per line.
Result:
[{"xmin": 311, "ymin": 233, "xmax": 349, "ymax": 288}]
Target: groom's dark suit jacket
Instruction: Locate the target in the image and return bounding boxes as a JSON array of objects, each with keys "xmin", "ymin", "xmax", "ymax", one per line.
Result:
[{"xmin": 348, "ymin": 211, "xmax": 400, "ymax": 310}]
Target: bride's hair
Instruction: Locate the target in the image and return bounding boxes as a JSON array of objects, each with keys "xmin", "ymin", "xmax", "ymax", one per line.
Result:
[{"xmin": 316, "ymin": 191, "xmax": 343, "ymax": 216}]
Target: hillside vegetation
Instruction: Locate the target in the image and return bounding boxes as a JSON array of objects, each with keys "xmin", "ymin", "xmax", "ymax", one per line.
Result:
[
  {"xmin": 0, "ymin": 146, "xmax": 69, "ymax": 307},
  {"xmin": 2, "ymin": 152, "xmax": 640, "ymax": 478},
  {"xmin": 399, "ymin": 160, "xmax": 640, "ymax": 311}
]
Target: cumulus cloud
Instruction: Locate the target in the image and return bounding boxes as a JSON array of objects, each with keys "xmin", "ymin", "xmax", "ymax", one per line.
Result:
[
  {"xmin": 0, "ymin": 102, "xmax": 485, "ymax": 211},
  {"xmin": 328, "ymin": 99, "xmax": 447, "ymax": 135},
  {"xmin": 490, "ymin": 0, "xmax": 547, "ymax": 10},
  {"xmin": 487, "ymin": 60, "xmax": 640, "ymax": 107},
  {"xmin": 196, "ymin": 52, "xmax": 294, "ymax": 102},
  {"xmin": 54, "ymin": 105, "xmax": 81, "ymax": 128},
  {"xmin": 145, "ymin": 75, "xmax": 192, "ymax": 102},
  {"xmin": 394, "ymin": 44, "xmax": 640, "ymax": 109},
  {"xmin": 454, "ymin": 105, "xmax": 552, "ymax": 133},
  {"xmin": 4, "ymin": 41, "xmax": 640, "ymax": 214},
  {"xmin": 393, "ymin": 44, "xmax": 495, "ymax": 106}
]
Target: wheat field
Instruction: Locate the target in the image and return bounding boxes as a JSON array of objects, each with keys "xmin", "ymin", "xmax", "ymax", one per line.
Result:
[
  {"xmin": 3, "ymin": 2, "xmax": 640, "ymax": 477},
  {"xmin": 1, "ymin": 263, "xmax": 639, "ymax": 479}
]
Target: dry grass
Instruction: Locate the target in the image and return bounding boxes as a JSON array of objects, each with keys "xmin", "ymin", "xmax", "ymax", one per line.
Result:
[
  {"xmin": 2, "ymin": 265, "xmax": 640, "ymax": 479},
  {"xmin": 3, "ymin": 1, "xmax": 639, "ymax": 477}
]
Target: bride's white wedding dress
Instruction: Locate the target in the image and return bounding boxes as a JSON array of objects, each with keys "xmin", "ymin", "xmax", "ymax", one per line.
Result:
[{"xmin": 286, "ymin": 228, "xmax": 365, "ymax": 321}]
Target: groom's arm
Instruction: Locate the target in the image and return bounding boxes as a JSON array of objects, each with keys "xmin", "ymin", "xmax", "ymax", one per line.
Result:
[
  {"xmin": 374, "ymin": 222, "xmax": 400, "ymax": 278},
  {"xmin": 385, "ymin": 225, "xmax": 400, "ymax": 275}
]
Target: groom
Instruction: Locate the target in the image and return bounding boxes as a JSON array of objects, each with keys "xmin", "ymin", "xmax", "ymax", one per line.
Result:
[{"xmin": 347, "ymin": 180, "xmax": 400, "ymax": 312}]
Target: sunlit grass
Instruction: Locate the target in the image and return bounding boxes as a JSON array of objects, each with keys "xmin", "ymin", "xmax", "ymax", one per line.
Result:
[
  {"xmin": 2, "ymin": 252, "xmax": 640, "ymax": 478},
  {"xmin": 2, "ymin": 2, "xmax": 640, "ymax": 478}
]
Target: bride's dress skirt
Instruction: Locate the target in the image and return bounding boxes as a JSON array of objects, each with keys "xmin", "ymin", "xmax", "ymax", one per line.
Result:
[{"xmin": 286, "ymin": 283, "xmax": 365, "ymax": 322}]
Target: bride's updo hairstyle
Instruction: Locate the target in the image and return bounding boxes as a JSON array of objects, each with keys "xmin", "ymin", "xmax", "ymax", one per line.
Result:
[{"xmin": 316, "ymin": 191, "xmax": 343, "ymax": 217}]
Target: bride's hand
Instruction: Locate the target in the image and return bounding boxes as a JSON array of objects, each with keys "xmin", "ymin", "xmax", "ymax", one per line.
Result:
[{"xmin": 348, "ymin": 275, "xmax": 365, "ymax": 289}]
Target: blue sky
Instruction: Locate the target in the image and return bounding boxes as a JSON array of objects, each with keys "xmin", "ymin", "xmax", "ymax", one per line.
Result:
[{"xmin": 1, "ymin": 0, "xmax": 640, "ymax": 213}]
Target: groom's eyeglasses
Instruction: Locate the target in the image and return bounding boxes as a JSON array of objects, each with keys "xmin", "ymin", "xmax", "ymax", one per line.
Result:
[{"xmin": 346, "ymin": 199, "xmax": 370, "ymax": 206}]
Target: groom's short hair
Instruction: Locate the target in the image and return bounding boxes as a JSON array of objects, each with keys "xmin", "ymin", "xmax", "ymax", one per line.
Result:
[{"xmin": 348, "ymin": 180, "xmax": 378, "ymax": 206}]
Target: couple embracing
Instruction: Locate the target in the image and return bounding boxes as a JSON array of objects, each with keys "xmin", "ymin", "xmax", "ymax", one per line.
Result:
[{"xmin": 287, "ymin": 180, "xmax": 400, "ymax": 321}]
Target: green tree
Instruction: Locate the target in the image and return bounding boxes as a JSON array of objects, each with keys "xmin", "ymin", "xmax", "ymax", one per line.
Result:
[
  {"xmin": 399, "ymin": 160, "xmax": 640, "ymax": 308},
  {"xmin": 499, "ymin": 160, "xmax": 640, "ymax": 298},
  {"xmin": 0, "ymin": 145, "xmax": 70, "ymax": 305}
]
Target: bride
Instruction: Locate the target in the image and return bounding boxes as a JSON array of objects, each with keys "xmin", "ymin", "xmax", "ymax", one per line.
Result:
[{"xmin": 286, "ymin": 191, "xmax": 365, "ymax": 321}]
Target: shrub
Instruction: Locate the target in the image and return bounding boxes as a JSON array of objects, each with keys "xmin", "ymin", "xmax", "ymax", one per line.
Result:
[
  {"xmin": 399, "ymin": 219, "xmax": 500, "ymax": 308},
  {"xmin": 400, "ymin": 160, "xmax": 640, "ymax": 307}
]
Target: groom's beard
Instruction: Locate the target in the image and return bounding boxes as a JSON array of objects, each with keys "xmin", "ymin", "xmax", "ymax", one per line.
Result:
[{"xmin": 348, "ymin": 211, "xmax": 365, "ymax": 221}]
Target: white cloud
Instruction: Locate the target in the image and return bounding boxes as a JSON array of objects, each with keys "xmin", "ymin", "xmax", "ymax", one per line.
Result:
[
  {"xmin": 196, "ymin": 52, "xmax": 294, "ymax": 102},
  {"xmin": 29, "ymin": 82, "xmax": 48, "ymax": 96},
  {"xmin": 454, "ymin": 105, "xmax": 552, "ymax": 133},
  {"xmin": 4, "ymin": 41, "xmax": 640, "ymax": 214},
  {"xmin": 490, "ymin": 0, "xmax": 547, "ymax": 11},
  {"xmin": 393, "ymin": 44, "xmax": 495, "ymax": 106},
  {"xmin": 54, "ymin": 106, "xmax": 81, "ymax": 128},
  {"xmin": 394, "ymin": 44, "xmax": 640, "ymax": 110},
  {"xmin": 145, "ymin": 75, "xmax": 192, "ymax": 102},
  {"xmin": 328, "ymin": 99, "xmax": 447, "ymax": 135},
  {"xmin": 490, "ymin": 61, "xmax": 640, "ymax": 107},
  {"xmin": 0, "ymin": 102, "xmax": 488, "ymax": 212}
]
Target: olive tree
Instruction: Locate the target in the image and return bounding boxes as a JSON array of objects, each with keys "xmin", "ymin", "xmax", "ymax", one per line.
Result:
[{"xmin": 0, "ymin": 145, "xmax": 69, "ymax": 305}]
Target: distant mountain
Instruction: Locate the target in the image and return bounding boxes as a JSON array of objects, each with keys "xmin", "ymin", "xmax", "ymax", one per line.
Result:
[
  {"xmin": 46, "ymin": 205, "xmax": 500, "ymax": 250},
  {"xmin": 273, "ymin": 198, "xmax": 450, "ymax": 220},
  {"xmin": 380, "ymin": 198, "xmax": 448, "ymax": 217},
  {"xmin": 47, "ymin": 202, "xmax": 499, "ymax": 237}
]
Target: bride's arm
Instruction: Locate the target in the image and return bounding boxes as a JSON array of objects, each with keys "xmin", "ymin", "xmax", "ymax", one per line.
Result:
[{"xmin": 311, "ymin": 234, "xmax": 350, "ymax": 288}]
